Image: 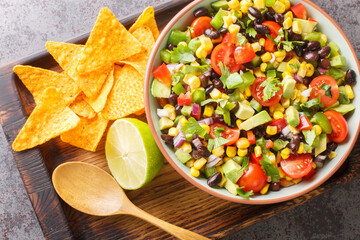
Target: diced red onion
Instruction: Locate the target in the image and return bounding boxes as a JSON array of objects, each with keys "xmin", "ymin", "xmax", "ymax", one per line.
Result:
[
  {"xmin": 318, "ymin": 67, "xmax": 326, "ymax": 74},
  {"xmin": 206, "ymin": 154, "xmax": 222, "ymax": 168},
  {"xmin": 198, "ymin": 117, "xmax": 214, "ymax": 125},
  {"xmin": 270, "ymin": 53, "xmax": 276, "ymax": 64},
  {"xmin": 173, "ymin": 131, "xmax": 186, "ymax": 148},
  {"xmin": 294, "ymin": 73, "xmax": 304, "ymax": 83},
  {"xmin": 157, "ymin": 108, "xmax": 169, "ymax": 118},
  {"xmin": 301, "ymin": 88, "xmax": 312, "ymax": 98},
  {"xmin": 205, "ymin": 58, "xmax": 211, "ymax": 65},
  {"xmin": 184, "ymin": 85, "xmax": 190, "ymax": 91},
  {"xmin": 166, "ymin": 63, "xmax": 183, "ymax": 74},
  {"xmin": 192, "ymin": 104, "xmax": 200, "ymax": 116},
  {"xmin": 192, "ymin": 138, "xmax": 203, "ymax": 149},
  {"xmin": 281, "ymin": 126, "xmax": 290, "ymax": 136},
  {"xmin": 176, "ymin": 121, "xmax": 183, "ymax": 130}
]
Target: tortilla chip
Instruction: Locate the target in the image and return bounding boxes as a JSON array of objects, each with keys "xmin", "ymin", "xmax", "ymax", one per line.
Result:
[
  {"xmin": 129, "ymin": 7, "xmax": 159, "ymax": 40},
  {"xmin": 46, "ymin": 41, "xmax": 110, "ymax": 98},
  {"xmin": 120, "ymin": 52, "xmax": 148, "ymax": 78},
  {"xmin": 132, "ymin": 26, "xmax": 155, "ymax": 55},
  {"xmin": 83, "ymin": 66, "xmax": 114, "ymax": 112},
  {"xmin": 60, "ymin": 114, "xmax": 108, "ymax": 152},
  {"xmin": 12, "ymin": 87, "xmax": 80, "ymax": 152},
  {"xmin": 76, "ymin": 8, "xmax": 142, "ymax": 75},
  {"xmin": 100, "ymin": 65, "xmax": 144, "ymax": 120},
  {"xmin": 69, "ymin": 93, "xmax": 96, "ymax": 119},
  {"xmin": 13, "ymin": 65, "xmax": 80, "ymax": 104}
]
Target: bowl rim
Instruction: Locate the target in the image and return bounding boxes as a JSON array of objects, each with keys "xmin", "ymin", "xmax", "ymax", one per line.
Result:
[{"xmin": 144, "ymin": 0, "xmax": 360, "ymax": 204}]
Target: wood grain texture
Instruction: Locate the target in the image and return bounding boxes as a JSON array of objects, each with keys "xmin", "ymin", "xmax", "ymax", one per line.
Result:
[{"xmin": 0, "ymin": 1, "xmax": 359, "ymax": 239}]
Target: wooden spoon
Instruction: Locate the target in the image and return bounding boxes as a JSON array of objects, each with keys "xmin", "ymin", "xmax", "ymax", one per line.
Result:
[{"xmin": 52, "ymin": 162, "xmax": 209, "ymax": 240}]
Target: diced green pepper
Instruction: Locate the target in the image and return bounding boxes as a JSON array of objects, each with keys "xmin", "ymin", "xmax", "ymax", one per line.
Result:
[
  {"xmin": 272, "ymin": 139, "xmax": 289, "ymax": 151},
  {"xmin": 304, "ymin": 32, "xmax": 325, "ymax": 46},
  {"xmin": 251, "ymin": 55, "xmax": 262, "ymax": 67},
  {"xmin": 327, "ymin": 41, "xmax": 340, "ymax": 58},
  {"xmin": 329, "ymin": 55, "xmax": 347, "ymax": 68},
  {"xmin": 338, "ymin": 86, "xmax": 350, "ymax": 104},
  {"xmin": 160, "ymin": 49, "xmax": 171, "ymax": 63},
  {"xmin": 181, "ymin": 105, "xmax": 192, "ymax": 117},
  {"xmin": 168, "ymin": 29, "xmax": 190, "ymax": 45},
  {"xmin": 211, "ymin": 9, "xmax": 227, "ymax": 30},
  {"xmin": 327, "ymin": 67, "xmax": 345, "ymax": 81},
  {"xmin": 266, "ymin": 69, "xmax": 277, "ymax": 78},
  {"xmin": 250, "ymin": 98, "xmax": 262, "ymax": 112},
  {"xmin": 175, "ymin": 148, "xmax": 192, "ymax": 164},
  {"xmin": 211, "ymin": 0, "xmax": 229, "ymax": 11},
  {"xmin": 205, "ymin": 167, "xmax": 217, "ymax": 178},
  {"xmin": 188, "ymin": 38, "xmax": 201, "ymax": 52},
  {"xmin": 172, "ymin": 82, "xmax": 186, "ymax": 95},
  {"xmin": 312, "ymin": 112, "xmax": 332, "ymax": 134},
  {"xmin": 191, "ymin": 89, "xmax": 206, "ymax": 103}
]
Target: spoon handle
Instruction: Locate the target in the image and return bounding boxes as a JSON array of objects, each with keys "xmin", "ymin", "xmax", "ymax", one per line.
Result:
[{"xmin": 128, "ymin": 205, "xmax": 210, "ymax": 240}]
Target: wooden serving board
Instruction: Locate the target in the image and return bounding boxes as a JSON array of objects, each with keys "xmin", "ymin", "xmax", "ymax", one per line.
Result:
[{"xmin": 1, "ymin": 1, "xmax": 360, "ymax": 239}]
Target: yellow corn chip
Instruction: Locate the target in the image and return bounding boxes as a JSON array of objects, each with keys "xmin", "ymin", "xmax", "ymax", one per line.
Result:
[
  {"xmin": 60, "ymin": 114, "xmax": 108, "ymax": 152},
  {"xmin": 83, "ymin": 66, "xmax": 114, "ymax": 112},
  {"xmin": 76, "ymin": 8, "xmax": 142, "ymax": 75},
  {"xmin": 46, "ymin": 41, "xmax": 110, "ymax": 99},
  {"xmin": 13, "ymin": 65, "xmax": 80, "ymax": 104},
  {"xmin": 100, "ymin": 65, "xmax": 144, "ymax": 120},
  {"xmin": 132, "ymin": 26, "xmax": 155, "ymax": 55},
  {"xmin": 12, "ymin": 87, "xmax": 80, "ymax": 152},
  {"xmin": 129, "ymin": 7, "xmax": 159, "ymax": 40},
  {"xmin": 120, "ymin": 52, "xmax": 148, "ymax": 78},
  {"xmin": 69, "ymin": 93, "xmax": 96, "ymax": 119}
]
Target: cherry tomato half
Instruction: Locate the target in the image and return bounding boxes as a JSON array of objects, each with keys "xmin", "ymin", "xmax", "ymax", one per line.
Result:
[
  {"xmin": 324, "ymin": 111, "xmax": 348, "ymax": 143},
  {"xmin": 237, "ymin": 163, "xmax": 267, "ymax": 193},
  {"xmin": 280, "ymin": 154, "xmax": 313, "ymax": 179},
  {"xmin": 267, "ymin": 118, "xmax": 288, "ymax": 134},
  {"xmin": 262, "ymin": 21, "xmax": 281, "ymax": 52},
  {"xmin": 251, "ymin": 77, "xmax": 283, "ymax": 107},
  {"xmin": 222, "ymin": 32, "xmax": 238, "ymax": 45},
  {"xmin": 234, "ymin": 43, "xmax": 256, "ymax": 64},
  {"xmin": 209, "ymin": 123, "xmax": 240, "ymax": 146},
  {"xmin": 211, "ymin": 43, "xmax": 242, "ymax": 75},
  {"xmin": 250, "ymin": 152, "xmax": 262, "ymax": 165},
  {"xmin": 309, "ymin": 75, "xmax": 339, "ymax": 107},
  {"xmin": 190, "ymin": 16, "xmax": 214, "ymax": 38}
]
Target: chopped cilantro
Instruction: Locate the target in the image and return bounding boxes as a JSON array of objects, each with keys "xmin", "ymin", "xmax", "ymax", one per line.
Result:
[
  {"xmin": 236, "ymin": 187, "xmax": 254, "ymax": 199},
  {"xmin": 214, "ymin": 127, "xmax": 225, "ymax": 138},
  {"xmin": 320, "ymin": 83, "xmax": 333, "ymax": 98},
  {"xmin": 246, "ymin": 27, "xmax": 257, "ymax": 38},
  {"xmin": 171, "ymin": 72, "xmax": 184, "ymax": 86},
  {"xmin": 181, "ymin": 117, "xmax": 206, "ymax": 137},
  {"xmin": 219, "ymin": 62, "xmax": 255, "ymax": 90},
  {"xmin": 282, "ymin": 41, "xmax": 294, "ymax": 51},
  {"xmin": 181, "ymin": 65, "xmax": 208, "ymax": 74},
  {"xmin": 200, "ymin": 98, "xmax": 228, "ymax": 108},
  {"xmin": 170, "ymin": 44, "xmax": 196, "ymax": 63},
  {"xmin": 187, "ymin": 26, "xmax": 194, "ymax": 34},
  {"xmin": 215, "ymin": 102, "xmax": 236, "ymax": 126},
  {"xmin": 236, "ymin": 33, "xmax": 247, "ymax": 45},
  {"xmin": 260, "ymin": 152, "xmax": 280, "ymax": 182},
  {"xmin": 240, "ymin": 156, "xmax": 249, "ymax": 172},
  {"xmin": 207, "ymin": 137, "xmax": 230, "ymax": 152},
  {"xmin": 219, "ymin": 61, "xmax": 231, "ymax": 88},
  {"xmin": 259, "ymin": 77, "xmax": 281, "ymax": 102}
]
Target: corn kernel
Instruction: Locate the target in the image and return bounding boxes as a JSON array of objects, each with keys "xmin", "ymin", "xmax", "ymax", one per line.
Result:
[
  {"xmin": 228, "ymin": 0, "xmax": 240, "ymax": 10},
  {"xmin": 320, "ymin": 34, "xmax": 327, "ymax": 44},
  {"xmin": 251, "ymin": 42, "xmax": 262, "ymax": 52},
  {"xmin": 284, "ymin": 0, "xmax": 291, "ymax": 10},
  {"xmin": 260, "ymin": 63, "xmax": 267, "ymax": 72},
  {"xmin": 283, "ymin": 16, "xmax": 293, "ymax": 29},
  {"xmin": 226, "ymin": 146, "xmax": 237, "ymax": 158},
  {"xmin": 210, "ymin": 88, "xmax": 222, "ymax": 99},
  {"xmin": 260, "ymin": 183, "xmax": 270, "ymax": 194},
  {"xmin": 345, "ymin": 85, "xmax": 354, "ymax": 99},
  {"xmin": 216, "ymin": 166, "xmax": 227, "ymax": 187},
  {"xmin": 200, "ymin": 124, "xmax": 210, "ymax": 134},
  {"xmin": 313, "ymin": 162, "xmax": 317, "ymax": 169},
  {"xmin": 269, "ymin": 103, "xmax": 285, "ymax": 114},
  {"xmin": 291, "ymin": 88, "xmax": 299, "ymax": 100},
  {"xmin": 181, "ymin": 142, "xmax": 192, "ymax": 153},
  {"xmin": 240, "ymin": 5, "xmax": 249, "ymax": 14},
  {"xmin": 266, "ymin": 125, "xmax": 277, "ymax": 135},
  {"xmin": 274, "ymin": 50, "xmax": 286, "ymax": 62},
  {"xmin": 237, "ymin": 148, "xmax": 248, "ymax": 157},
  {"xmin": 261, "ymin": 52, "xmax": 272, "ymax": 63},
  {"xmin": 223, "ymin": 157, "xmax": 232, "ymax": 163},
  {"xmin": 195, "ymin": 45, "xmax": 208, "ymax": 59},
  {"xmin": 292, "ymin": 178, "xmax": 302, "ymax": 184},
  {"xmin": 164, "ymin": 104, "xmax": 176, "ymax": 120},
  {"xmin": 285, "ymin": 11, "xmax": 293, "ymax": 19},
  {"xmin": 236, "ymin": 119, "xmax": 243, "ymax": 129},
  {"xmin": 212, "ymin": 146, "xmax": 225, "ymax": 157},
  {"xmin": 190, "ymin": 167, "xmax": 200, "ymax": 177},
  {"xmin": 273, "ymin": 1, "xmax": 285, "ymax": 13},
  {"xmin": 281, "ymin": 148, "xmax": 290, "ymax": 159},
  {"xmin": 221, "ymin": 93, "xmax": 229, "ymax": 100},
  {"xmin": 304, "ymin": 63, "xmax": 315, "ymax": 77},
  {"xmin": 285, "ymin": 176, "xmax": 293, "ymax": 181},
  {"xmin": 259, "ymin": 38, "xmax": 265, "ymax": 46},
  {"xmin": 272, "ymin": 61, "xmax": 280, "ymax": 68},
  {"xmin": 223, "ymin": 15, "xmax": 233, "ymax": 29},
  {"xmin": 282, "ymin": 71, "xmax": 294, "ymax": 79},
  {"xmin": 254, "ymin": 146, "xmax": 262, "ymax": 157},
  {"xmin": 292, "ymin": 21, "xmax": 302, "ymax": 34},
  {"xmin": 299, "ymin": 95, "xmax": 308, "ymax": 104},
  {"xmin": 328, "ymin": 151, "xmax": 337, "ymax": 159},
  {"xmin": 203, "ymin": 105, "xmax": 214, "ymax": 117},
  {"xmin": 178, "ymin": 41, "xmax": 187, "ymax": 47},
  {"xmin": 296, "ymin": 83, "xmax": 307, "ymax": 92},
  {"xmin": 297, "ymin": 142, "xmax": 304, "ymax": 154},
  {"xmin": 194, "ymin": 157, "xmax": 207, "ymax": 170},
  {"xmin": 216, "ymin": 159, "xmax": 224, "ymax": 167},
  {"xmin": 228, "ymin": 24, "xmax": 241, "ymax": 34},
  {"xmin": 273, "ymin": 111, "xmax": 284, "ymax": 120},
  {"xmin": 253, "ymin": 0, "xmax": 265, "ymax": 9},
  {"xmin": 236, "ymin": 137, "xmax": 250, "ymax": 149},
  {"xmin": 279, "ymin": 168, "xmax": 286, "ymax": 178},
  {"xmin": 313, "ymin": 125, "xmax": 322, "ymax": 135},
  {"xmin": 190, "ymin": 61, "xmax": 200, "ymax": 67},
  {"xmin": 180, "ymin": 116, "xmax": 188, "ymax": 126},
  {"xmin": 286, "ymin": 59, "xmax": 299, "ymax": 74},
  {"xmin": 268, "ymin": 151, "xmax": 276, "ymax": 165},
  {"xmin": 186, "ymin": 159, "xmax": 195, "ymax": 168},
  {"xmin": 168, "ymin": 127, "xmax": 179, "ymax": 137},
  {"xmin": 254, "ymin": 68, "xmax": 266, "ymax": 77},
  {"xmin": 288, "ymin": 125, "xmax": 300, "ymax": 134},
  {"xmin": 297, "ymin": 61, "xmax": 307, "ymax": 78},
  {"xmin": 281, "ymin": 97, "xmax": 290, "ymax": 108},
  {"xmin": 245, "ymin": 86, "xmax": 252, "ymax": 97}
]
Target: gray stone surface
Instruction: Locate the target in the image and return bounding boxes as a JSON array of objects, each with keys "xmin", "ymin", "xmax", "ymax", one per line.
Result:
[{"xmin": 0, "ymin": 0, "xmax": 359, "ymax": 239}]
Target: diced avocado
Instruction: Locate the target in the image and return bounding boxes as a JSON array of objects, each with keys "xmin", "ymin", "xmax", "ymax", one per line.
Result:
[
  {"xmin": 159, "ymin": 117, "xmax": 174, "ymax": 130},
  {"xmin": 266, "ymin": 69, "xmax": 276, "ymax": 78},
  {"xmin": 160, "ymin": 49, "xmax": 171, "ymax": 63},
  {"xmin": 324, "ymin": 101, "xmax": 339, "ymax": 111},
  {"xmin": 315, "ymin": 133, "xmax": 327, "ymax": 156},
  {"xmin": 224, "ymin": 177, "xmax": 239, "ymax": 196},
  {"xmin": 293, "ymin": 18, "xmax": 318, "ymax": 35},
  {"xmin": 250, "ymin": 98, "xmax": 262, "ymax": 112},
  {"xmin": 240, "ymin": 110, "xmax": 272, "ymax": 131},
  {"xmin": 185, "ymin": 133, "xmax": 193, "ymax": 142},
  {"xmin": 303, "ymin": 129, "xmax": 319, "ymax": 147},
  {"xmin": 188, "ymin": 38, "xmax": 201, "ymax": 52},
  {"xmin": 175, "ymin": 148, "xmax": 192, "ymax": 164},
  {"xmin": 272, "ymin": 139, "xmax": 290, "ymax": 151},
  {"xmin": 205, "ymin": 167, "xmax": 217, "ymax": 178},
  {"xmin": 251, "ymin": 55, "xmax": 262, "ymax": 67},
  {"xmin": 338, "ymin": 86, "xmax": 350, "ymax": 104},
  {"xmin": 174, "ymin": 115, "xmax": 183, "ymax": 126},
  {"xmin": 265, "ymin": 0, "xmax": 275, "ymax": 7},
  {"xmin": 328, "ymin": 67, "xmax": 345, "ymax": 82},
  {"xmin": 172, "ymin": 82, "xmax": 186, "ymax": 95},
  {"xmin": 266, "ymin": 63, "xmax": 275, "ymax": 70},
  {"xmin": 191, "ymin": 89, "xmax": 206, "ymax": 103},
  {"xmin": 303, "ymin": 32, "xmax": 325, "ymax": 46},
  {"xmin": 211, "ymin": 8, "xmax": 227, "ymax": 30},
  {"xmin": 304, "ymin": 143, "xmax": 313, "ymax": 153},
  {"xmin": 235, "ymin": 102, "xmax": 255, "ymax": 120},
  {"xmin": 328, "ymin": 41, "xmax": 340, "ymax": 58},
  {"xmin": 181, "ymin": 105, "xmax": 192, "ymax": 117},
  {"xmin": 222, "ymin": 159, "xmax": 244, "ymax": 183},
  {"xmin": 211, "ymin": 0, "xmax": 229, "ymax": 11},
  {"xmin": 330, "ymin": 55, "xmax": 347, "ymax": 68},
  {"xmin": 285, "ymin": 106, "xmax": 300, "ymax": 127},
  {"xmin": 330, "ymin": 103, "xmax": 356, "ymax": 115},
  {"xmin": 151, "ymin": 79, "xmax": 171, "ymax": 98},
  {"xmin": 282, "ymin": 77, "xmax": 297, "ymax": 98},
  {"xmin": 277, "ymin": 62, "xmax": 288, "ymax": 72},
  {"xmin": 312, "ymin": 112, "xmax": 332, "ymax": 134}
]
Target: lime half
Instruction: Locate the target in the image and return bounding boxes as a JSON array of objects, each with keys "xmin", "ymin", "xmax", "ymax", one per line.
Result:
[{"xmin": 105, "ymin": 118, "xmax": 163, "ymax": 190}]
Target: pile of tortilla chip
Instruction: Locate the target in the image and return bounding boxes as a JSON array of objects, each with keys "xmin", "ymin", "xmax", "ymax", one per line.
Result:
[{"xmin": 12, "ymin": 7, "xmax": 158, "ymax": 152}]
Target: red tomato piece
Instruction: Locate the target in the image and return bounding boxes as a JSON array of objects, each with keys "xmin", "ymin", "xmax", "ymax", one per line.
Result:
[
  {"xmin": 264, "ymin": 37, "xmax": 277, "ymax": 52},
  {"xmin": 280, "ymin": 154, "xmax": 313, "ymax": 179},
  {"xmin": 234, "ymin": 43, "xmax": 256, "ymax": 64},
  {"xmin": 251, "ymin": 77, "xmax": 283, "ymax": 107},
  {"xmin": 209, "ymin": 123, "xmax": 240, "ymax": 146},
  {"xmin": 211, "ymin": 43, "xmax": 242, "ymax": 75},
  {"xmin": 267, "ymin": 118, "xmax": 288, "ymax": 134},
  {"xmin": 247, "ymin": 130, "xmax": 256, "ymax": 145},
  {"xmin": 177, "ymin": 92, "xmax": 191, "ymax": 106},
  {"xmin": 153, "ymin": 63, "xmax": 172, "ymax": 86},
  {"xmin": 296, "ymin": 115, "xmax": 313, "ymax": 131},
  {"xmin": 309, "ymin": 75, "xmax": 339, "ymax": 107},
  {"xmin": 308, "ymin": 18, "xmax": 317, "ymax": 23},
  {"xmin": 324, "ymin": 111, "xmax": 348, "ymax": 143},
  {"xmin": 291, "ymin": 3, "xmax": 307, "ymax": 20},
  {"xmin": 250, "ymin": 152, "xmax": 262, "ymax": 165},
  {"xmin": 265, "ymin": 140, "xmax": 274, "ymax": 149},
  {"xmin": 237, "ymin": 163, "xmax": 267, "ymax": 193},
  {"xmin": 304, "ymin": 168, "xmax": 316, "ymax": 179},
  {"xmin": 262, "ymin": 21, "xmax": 281, "ymax": 38},
  {"xmin": 190, "ymin": 16, "xmax": 214, "ymax": 38},
  {"xmin": 222, "ymin": 33, "xmax": 238, "ymax": 45}
]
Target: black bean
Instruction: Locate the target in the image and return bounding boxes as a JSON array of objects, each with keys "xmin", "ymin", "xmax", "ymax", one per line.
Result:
[
  {"xmin": 193, "ymin": 7, "xmax": 208, "ymax": 18},
  {"xmin": 192, "ymin": 150, "xmax": 202, "ymax": 159},
  {"xmin": 205, "ymin": 84, "xmax": 215, "ymax": 95},
  {"xmin": 287, "ymin": 134, "xmax": 300, "ymax": 152},
  {"xmin": 203, "ymin": 71, "xmax": 211, "ymax": 78},
  {"xmin": 270, "ymin": 182, "xmax": 280, "ymax": 191},
  {"xmin": 212, "ymin": 78, "xmax": 223, "ymax": 89},
  {"xmin": 207, "ymin": 172, "xmax": 222, "ymax": 187},
  {"xmin": 248, "ymin": 145, "xmax": 255, "ymax": 153},
  {"xmin": 254, "ymin": 24, "xmax": 271, "ymax": 35},
  {"xmin": 307, "ymin": 41, "xmax": 321, "ymax": 51},
  {"xmin": 210, "ymin": 70, "xmax": 220, "ymax": 80},
  {"xmin": 224, "ymin": 88, "xmax": 235, "ymax": 94},
  {"xmin": 318, "ymin": 46, "xmax": 331, "ymax": 58},
  {"xmin": 231, "ymin": 101, "xmax": 240, "ymax": 114},
  {"xmin": 248, "ymin": 6, "xmax": 262, "ymax": 19},
  {"xmin": 345, "ymin": 69, "xmax": 356, "ymax": 85},
  {"xmin": 161, "ymin": 134, "xmax": 173, "ymax": 146},
  {"xmin": 253, "ymin": 126, "xmax": 266, "ymax": 138},
  {"xmin": 243, "ymin": 61, "xmax": 255, "ymax": 69},
  {"xmin": 264, "ymin": 11, "xmax": 276, "ymax": 21},
  {"xmin": 218, "ymin": 27, "xmax": 228, "ymax": 35},
  {"xmin": 298, "ymin": 133, "xmax": 305, "ymax": 142},
  {"xmin": 204, "ymin": 28, "xmax": 220, "ymax": 39},
  {"xmin": 212, "ymin": 113, "xmax": 224, "ymax": 123},
  {"xmin": 175, "ymin": 105, "xmax": 182, "ymax": 115},
  {"xmin": 166, "ymin": 44, "xmax": 174, "ymax": 51},
  {"xmin": 230, "ymin": 113, "xmax": 237, "ymax": 128},
  {"xmin": 322, "ymin": 142, "xmax": 338, "ymax": 156},
  {"xmin": 290, "ymin": 33, "xmax": 302, "ymax": 41},
  {"xmin": 303, "ymin": 51, "xmax": 319, "ymax": 62},
  {"xmin": 256, "ymin": 45, "xmax": 266, "ymax": 56},
  {"xmin": 302, "ymin": 77, "xmax": 312, "ymax": 86},
  {"xmin": 274, "ymin": 13, "xmax": 284, "ymax": 25},
  {"xmin": 254, "ymin": 17, "xmax": 264, "ymax": 24},
  {"xmin": 199, "ymin": 146, "xmax": 211, "ymax": 158},
  {"xmin": 294, "ymin": 45, "xmax": 303, "ymax": 57},
  {"xmin": 319, "ymin": 58, "xmax": 331, "ymax": 70},
  {"xmin": 168, "ymin": 93, "xmax": 178, "ymax": 105},
  {"xmin": 199, "ymin": 74, "xmax": 208, "ymax": 88}
]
